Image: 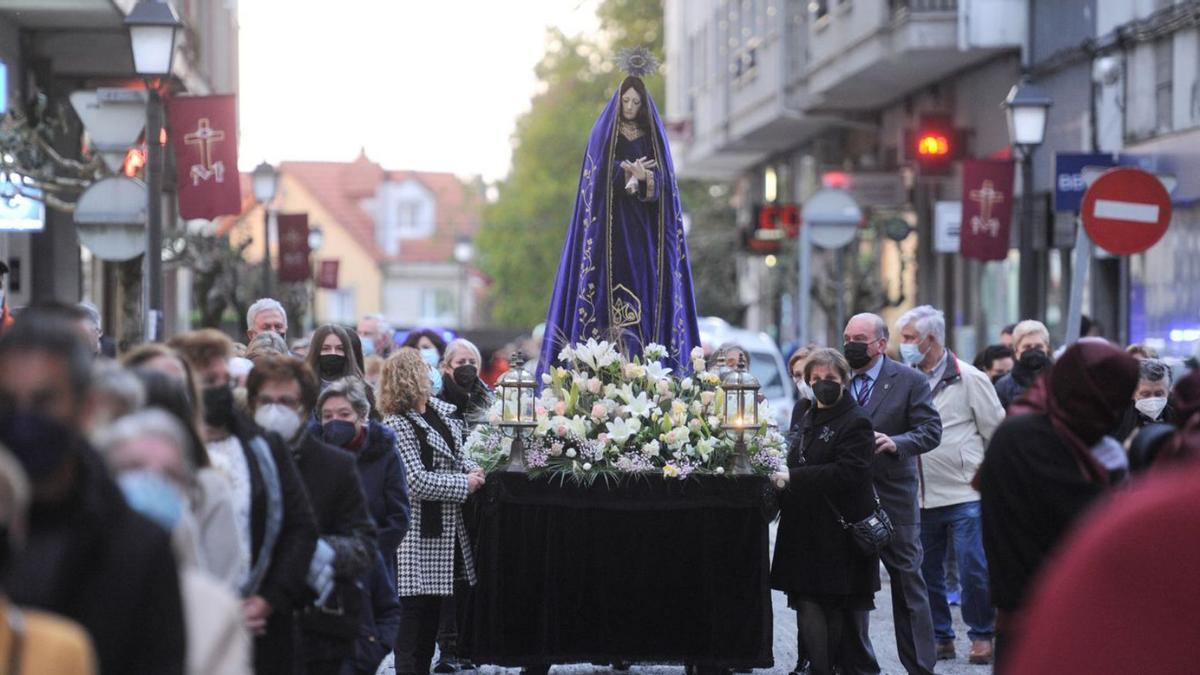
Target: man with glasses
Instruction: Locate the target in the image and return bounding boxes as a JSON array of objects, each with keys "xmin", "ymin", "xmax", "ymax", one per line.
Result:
[{"xmin": 246, "ymin": 355, "xmax": 375, "ymax": 675}]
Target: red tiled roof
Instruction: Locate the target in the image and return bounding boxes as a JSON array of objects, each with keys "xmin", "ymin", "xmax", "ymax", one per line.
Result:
[{"xmin": 279, "ymin": 152, "xmax": 481, "ymax": 264}]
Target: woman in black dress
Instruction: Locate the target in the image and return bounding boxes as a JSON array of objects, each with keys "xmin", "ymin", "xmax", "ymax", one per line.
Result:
[{"xmin": 771, "ymin": 348, "xmax": 880, "ymax": 675}]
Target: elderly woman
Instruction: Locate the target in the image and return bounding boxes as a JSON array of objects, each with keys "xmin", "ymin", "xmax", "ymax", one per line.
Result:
[
  {"xmin": 1115, "ymin": 357, "xmax": 1175, "ymax": 442},
  {"xmin": 771, "ymin": 348, "xmax": 880, "ymax": 675},
  {"xmin": 95, "ymin": 410, "xmax": 251, "ymax": 675},
  {"xmin": 379, "ymin": 348, "xmax": 485, "ymax": 675},
  {"xmin": 436, "ymin": 338, "xmax": 495, "ymax": 429},
  {"xmin": 315, "ymin": 377, "xmax": 410, "ymax": 567},
  {"xmin": 978, "ymin": 340, "xmax": 1138, "ymax": 666}
]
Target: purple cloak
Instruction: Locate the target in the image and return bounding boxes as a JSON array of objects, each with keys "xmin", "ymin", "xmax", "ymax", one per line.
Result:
[{"xmin": 537, "ymin": 83, "xmax": 701, "ymax": 377}]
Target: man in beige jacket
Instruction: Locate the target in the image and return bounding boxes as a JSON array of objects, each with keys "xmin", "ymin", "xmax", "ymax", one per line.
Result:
[{"xmin": 896, "ymin": 306, "xmax": 1004, "ymax": 667}]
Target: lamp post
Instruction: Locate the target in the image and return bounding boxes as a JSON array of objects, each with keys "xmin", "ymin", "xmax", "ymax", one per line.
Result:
[
  {"xmin": 453, "ymin": 236, "xmax": 474, "ymax": 330},
  {"xmin": 1003, "ymin": 77, "xmax": 1052, "ymax": 321},
  {"xmin": 307, "ymin": 226, "xmax": 324, "ymax": 331},
  {"xmin": 125, "ymin": 0, "xmax": 182, "ymax": 341},
  {"xmin": 252, "ymin": 161, "xmax": 280, "ymax": 296},
  {"xmin": 720, "ymin": 353, "xmax": 761, "ymax": 475},
  {"xmin": 496, "ymin": 352, "xmax": 539, "ymax": 472}
]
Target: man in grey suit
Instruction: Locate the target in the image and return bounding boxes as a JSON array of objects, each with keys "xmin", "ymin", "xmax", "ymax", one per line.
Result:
[{"xmin": 840, "ymin": 313, "xmax": 942, "ymax": 675}]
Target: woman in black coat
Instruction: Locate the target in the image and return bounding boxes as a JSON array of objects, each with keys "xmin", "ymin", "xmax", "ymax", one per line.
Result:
[
  {"xmin": 315, "ymin": 377, "xmax": 411, "ymax": 567},
  {"xmin": 771, "ymin": 348, "xmax": 879, "ymax": 675}
]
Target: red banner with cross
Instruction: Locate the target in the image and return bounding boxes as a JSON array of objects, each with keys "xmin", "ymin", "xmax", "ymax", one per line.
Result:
[
  {"xmin": 166, "ymin": 95, "xmax": 241, "ymax": 220},
  {"xmin": 317, "ymin": 260, "xmax": 340, "ymax": 289},
  {"xmin": 276, "ymin": 213, "xmax": 311, "ymax": 283},
  {"xmin": 960, "ymin": 159, "xmax": 1015, "ymax": 261}
]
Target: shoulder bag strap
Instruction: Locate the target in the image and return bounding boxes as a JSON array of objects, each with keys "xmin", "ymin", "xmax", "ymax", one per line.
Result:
[
  {"xmin": 7, "ymin": 605, "xmax": 24, "ymax": 675},
  {"xmin": 241, "ymin": 436, "xmax": 284, "ymax": 598}
]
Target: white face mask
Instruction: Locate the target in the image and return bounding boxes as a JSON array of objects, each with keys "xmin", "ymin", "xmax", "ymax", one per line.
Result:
[
  {"xmin": 1134, "ymin": 396, "xmax": 1168, "ymax": 420},
  {"xmin": 255, "ymin": 403, "xmax": 303, "ymax": 440},
  {"xmin": 795, "ymin": 379, "xmax": 814, "ymax": 401}
]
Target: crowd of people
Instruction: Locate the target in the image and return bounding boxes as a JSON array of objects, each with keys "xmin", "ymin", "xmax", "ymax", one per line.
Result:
[
  {"xmin": 0, "ymin": 294, "xmax": 1196, "ymax": 675},
  {"xmin": 0, "ymin": 298, "xmax": 494, "ymax": 675},
  {"xmin": 770, "ymin": 308, "xmax": 1199, "ymax": 675}
]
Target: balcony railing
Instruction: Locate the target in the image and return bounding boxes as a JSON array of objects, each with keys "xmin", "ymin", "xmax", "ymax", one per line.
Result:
[{"xmin": 890, "ymin": 0, "xmax": 958, "ymax": 13}]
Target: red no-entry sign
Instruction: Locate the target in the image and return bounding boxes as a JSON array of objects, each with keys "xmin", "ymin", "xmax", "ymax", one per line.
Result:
[{"xmin": 1080, "ymin": 167, "xmax": 1172, "ymax": 255}]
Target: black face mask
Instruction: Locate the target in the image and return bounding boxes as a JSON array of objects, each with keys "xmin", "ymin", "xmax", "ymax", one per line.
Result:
[
  {"xmin": 0, "ymin": 411, "xmax": 80, "ymax": 482},
  {"xmin": 318, "ymin": 354, "xmax": 347, "ymax": 380},
  {"xmin": 843, "ymin": 341, "xmax": 871, "ymax": 370},
  {"xmin": 1018, "ymin": 349, "xmax": 1050, "ymax": 373},
  {"xmin": 812, "ymin": 380, "xmax": 844, "ymax": 407},
  {"xmin": 202, "ymin": 384, "xmax": 235, "ymax": 429},
  {"xmin": 452, "ymin": 365, "xmax": 478, "ymax": 389}
]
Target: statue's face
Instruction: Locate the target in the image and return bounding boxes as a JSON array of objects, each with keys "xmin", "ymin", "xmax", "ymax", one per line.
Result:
[{"xmin": 621, "ymin": 88, "xmax": 642, "ymax": 121}]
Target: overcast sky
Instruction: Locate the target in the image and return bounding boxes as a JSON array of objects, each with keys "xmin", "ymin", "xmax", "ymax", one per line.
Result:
[{"xmin": 238, "ymin": 0, "xmax": 599, "ymax": 182}]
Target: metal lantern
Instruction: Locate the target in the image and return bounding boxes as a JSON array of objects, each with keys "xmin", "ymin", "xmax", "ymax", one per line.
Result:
[
  {"xmin": 125, "ymin": 0, "xmax": 183, "ymax": 77},
  {"xmin": 720, "ymin": 353, "xmax": 760, "ymax": 432},
  {"xmin": 721, "ymin": 353, "xmax": 761, "ymax": 475},
  {"xmin": 497, "ymin": 351, "xmax": 538, "ymax": 471}
]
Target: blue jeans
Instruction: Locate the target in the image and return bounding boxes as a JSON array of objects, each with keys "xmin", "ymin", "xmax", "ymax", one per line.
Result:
[{"xmin": 919, "ymin": 501, "xmax": 995, "ymax": 641}]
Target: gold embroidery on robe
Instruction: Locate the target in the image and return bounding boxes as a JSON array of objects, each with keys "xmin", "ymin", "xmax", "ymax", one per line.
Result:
[{"xmin": 610, "ymin": 284, "xmax": 642, "ymax": 328}]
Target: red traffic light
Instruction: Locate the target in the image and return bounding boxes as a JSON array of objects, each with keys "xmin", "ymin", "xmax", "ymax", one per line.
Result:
[{"xmin": 916, "ymin": 133, "xmax": 950, "ymax": 157}]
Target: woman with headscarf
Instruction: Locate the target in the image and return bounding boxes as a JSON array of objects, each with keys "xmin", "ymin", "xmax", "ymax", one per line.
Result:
[{"xmin": 976, "ymin": 340, "xmax": 1138, "ymax": 667}]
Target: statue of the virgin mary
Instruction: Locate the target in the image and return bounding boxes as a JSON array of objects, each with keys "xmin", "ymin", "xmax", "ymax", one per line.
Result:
[{"xmin": 538, "ymin": 49, "xmax": 701, "ymax": 375}]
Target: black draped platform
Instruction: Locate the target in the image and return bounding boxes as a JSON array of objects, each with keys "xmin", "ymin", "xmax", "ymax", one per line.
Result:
[{"xmin": 463, "ymin": 472, "xmax": 775, "ymax": 670}]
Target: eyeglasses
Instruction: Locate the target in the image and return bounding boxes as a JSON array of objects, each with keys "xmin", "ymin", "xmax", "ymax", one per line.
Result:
[{"xmin": 257, "ymin": 396, "xmax": 300, "ymax": 409}]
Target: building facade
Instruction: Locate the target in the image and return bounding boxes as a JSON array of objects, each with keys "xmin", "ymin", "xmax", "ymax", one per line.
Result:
[
  {"xmin": 237, "ymin": 152, "xmax": 485, "ymax": 331},
  {"xmin": 666, "ymin": 0, "xmax": 1199, "ymax": 358},
  {"xmin": 0, "ymin": 0, "xmax": 238, "ymax": 344}
]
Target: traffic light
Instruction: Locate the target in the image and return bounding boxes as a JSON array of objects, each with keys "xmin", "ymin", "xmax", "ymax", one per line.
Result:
[{"xmin": 904, "ymin": 113, "xmax": 966, "ymax": 175}]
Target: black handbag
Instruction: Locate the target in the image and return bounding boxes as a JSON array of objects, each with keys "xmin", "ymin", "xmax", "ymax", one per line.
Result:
[{"xmin": 825, "ymin": 494, "xmax": 894, "ymax": 556}]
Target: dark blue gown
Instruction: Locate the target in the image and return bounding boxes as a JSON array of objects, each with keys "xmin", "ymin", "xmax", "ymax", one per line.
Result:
[{"xmin": 538, "ymin": 85, "xmax": 700, "ymax": 376}]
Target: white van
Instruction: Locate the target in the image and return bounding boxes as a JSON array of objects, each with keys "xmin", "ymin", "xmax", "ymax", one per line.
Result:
[{"xmin": 697, "ymin": 317, "xmax": 796, "ymax": 430}]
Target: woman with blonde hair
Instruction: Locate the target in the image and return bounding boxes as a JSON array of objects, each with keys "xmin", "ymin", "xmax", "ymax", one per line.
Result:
[{"xmin": 378, "ymin": 348, "xmax": 485, "ymax": 675}]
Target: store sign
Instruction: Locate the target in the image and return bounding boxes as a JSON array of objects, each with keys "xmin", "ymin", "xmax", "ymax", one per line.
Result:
[{"xmin": 0, "ymin": 177, "xmax": 46, "ymax": 232}]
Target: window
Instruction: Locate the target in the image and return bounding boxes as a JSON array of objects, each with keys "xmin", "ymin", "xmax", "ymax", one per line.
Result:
[
  {"xmin": 1155, "ymin": 37, "xmax": 1173, "ymax": 133},
  {"xmin": 420, "ymin": 288, "xmax": 455, "ymax": 323},
  {"xmin": 327, "ymin": 289, "xmax": 355, "ymax": 325},
  {"xmin": 396, "ymin": 200, "xmax": 422, "ymax": 234}
]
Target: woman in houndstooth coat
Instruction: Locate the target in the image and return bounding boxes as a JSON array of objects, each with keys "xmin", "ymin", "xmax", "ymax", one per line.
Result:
[{"xmin": 378, "ymin": 347, "xmax": 486, "ymax": 675}]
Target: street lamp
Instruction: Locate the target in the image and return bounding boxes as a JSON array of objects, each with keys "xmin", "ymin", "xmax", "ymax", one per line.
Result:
[
  {"xmin": 453, "ymin": 235, "xmax": 474, "ymax": 330},
  {"xmin": 252, "ymin": 161, "xmax": 280, "ymax": 296},
  {"xmin": 1003, "ymin": 77, "xmax": 1052, "ymax": 321},
  {"xmin": 307, "ymin": 226, "xmax": 324, "ymax": 329},
  {"xmin": 126, "ymin": 0, "xmax": 182, "ymax": 342}
]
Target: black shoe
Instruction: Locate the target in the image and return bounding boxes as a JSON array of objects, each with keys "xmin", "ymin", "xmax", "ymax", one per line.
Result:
[
  {"xmin": 521, "ymin": 667, "xmax": 550, "ymax": 675},
  {"xmin": 613, "ymin": 662, "xmax": 632, "ymax": 672},
  {"xmin": 432, "ymin": 657, "xmax": 456, "ymax": 673}
]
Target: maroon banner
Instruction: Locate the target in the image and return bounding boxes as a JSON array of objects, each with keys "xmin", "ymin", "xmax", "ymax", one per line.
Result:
[
  {"xmin": 276, "ymin": 213, "xmax": 310, "ymax": 283},
  {"xmin": 960, "ymin": 159, "xmax": 1015, "ymax": 261},
  {"xmin": 167, "ymin": 95, "xmax": 241, "ymax": 220},
  {"xmin": 317, "ymin": 260, "xmax": 339, "ymax": 290}
]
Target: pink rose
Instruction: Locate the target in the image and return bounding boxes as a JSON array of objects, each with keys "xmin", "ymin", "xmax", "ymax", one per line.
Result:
[
  {"xmin": 553, "ymin": 401, "xmax": 567, "ymax": 416},
  {"xmin": 587, "ymin": 378, "xmax": 602, "ymax": 394},
  {"xmin": 555, "ymin": 424, "xmax": 570, "ymax": 437},
  {"xmin": 591, "ymin": 402, "xmax": 607, "ymax": 419}
]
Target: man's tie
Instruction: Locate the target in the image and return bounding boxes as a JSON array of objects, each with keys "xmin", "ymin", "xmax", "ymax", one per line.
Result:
[{"xmin": 855, "ymin": 374, "xmax": 872, "ymax": 407}]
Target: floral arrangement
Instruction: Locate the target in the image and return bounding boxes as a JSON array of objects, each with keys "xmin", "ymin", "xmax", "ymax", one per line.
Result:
[{"xmin": 466, "ymin": 339, "xmax": 786, "ymax": 482}]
